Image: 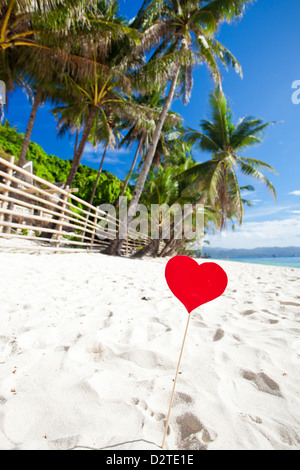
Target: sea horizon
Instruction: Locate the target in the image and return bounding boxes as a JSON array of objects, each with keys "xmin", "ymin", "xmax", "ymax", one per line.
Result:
[{"xmin": 216, "ymin": 256, "xmax": 300, "ymax": 269}]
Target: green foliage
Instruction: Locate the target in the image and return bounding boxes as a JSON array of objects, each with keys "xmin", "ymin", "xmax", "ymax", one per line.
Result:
[
  {"xmin": 0, "ymin": 143, "xmax": 10, "ymax": 160},
  {"xmin": 73, "ymin": 165, "xmax": 132, "ymax": 206},
  {"xmin": 180, "ymin": 87, "xmax": 278, "ymax": 230},
  {"xmin": 0, "ymin": 123, "xmax": 131, "ymax": 205}
]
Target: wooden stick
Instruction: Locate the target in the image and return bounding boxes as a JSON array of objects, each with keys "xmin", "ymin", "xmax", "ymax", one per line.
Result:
[{"xmin": 161, "ymin": 313, "xmax": 192, "ymax": 449}]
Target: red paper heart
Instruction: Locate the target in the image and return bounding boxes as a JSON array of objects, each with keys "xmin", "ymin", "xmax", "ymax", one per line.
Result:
[{"xmin": 165, "ymin": 256, "xmax": 228, "ymax": 313}]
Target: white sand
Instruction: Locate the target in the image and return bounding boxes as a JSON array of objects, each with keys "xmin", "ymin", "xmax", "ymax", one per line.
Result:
[{"xmin": 0, "ymin": 252, "xmax": 300, "ymax": 451}]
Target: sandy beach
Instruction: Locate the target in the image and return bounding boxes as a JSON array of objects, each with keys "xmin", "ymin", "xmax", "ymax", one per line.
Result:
[{"xmin": 0, "ymin": 252, "xmax": 300, "ymax": 450}]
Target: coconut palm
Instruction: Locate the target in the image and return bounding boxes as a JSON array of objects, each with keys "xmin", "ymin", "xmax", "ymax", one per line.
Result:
[
  {"xmin": 48, "ymin": 0, "xmax": 147, "ymax": 189},
  {"xmin": 132, "ymin": 164, "xmax": 182, "ymax": 258},
  {"xmin": 88, "ymin": 115, "xmax": 124, "ymax": 207},
  {"xmin": 17, "ymin": 86, "xmax": 44, "ymax": 169},
  {"xmin": 54, "ymin": 60, "xmax": 161, "ymax": 190},
  {"xmin": 179, "ymin": 87, "xmax": 278, "ymax": 229},
  {"xmin": 1, "ymin": 0, "xmax": 139, "ymax": 166},
  {"xmin": 106, "ymin": 0, "xmax": 254, "ymax": 255},
  {"xmin": 117, "ymin": 90, "xmax": 182, "ymax": 206},
  {"xmin": 158, "ymin": 179, "xmax": 255, "ymax": 258},
  {"xmin": 56, "ymin": 65, "xmax": 124, "ymax": 189},
  {"xmin": 0, "ymin": 1, "xmax": 99, "ymax": 89},
  {"xmin": 133, "ymin": 153, "xmax": 201, "ymax": 258},
  {"xmin": 0, "ymin": 0, "xmax": 134, "ymax": 72}
]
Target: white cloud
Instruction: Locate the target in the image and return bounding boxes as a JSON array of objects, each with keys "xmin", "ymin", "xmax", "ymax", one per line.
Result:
[
  {"xmin": 207, "ymin": 216, "xmax": 300, "ymax": 249},
  {"xmin": 241, "ymin": 189, "xmax": 256, "ymax": 197},
  {"xmin": 289, "ymin": 191, "xmax": 300, "ymax": 196},
  {"xmin": 82, "ymin": 143, "xmax": 129, "ymax": 165},
  {"xmin": 243, "ymin": 204, "xmax": 292, "ymax": 220}
]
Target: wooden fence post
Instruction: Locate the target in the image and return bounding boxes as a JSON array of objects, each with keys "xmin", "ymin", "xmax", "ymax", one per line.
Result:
[
  {"xmin": 90, "ymin": 208, "xmax": 98, "ymax": 249},
  {"xmin": 0, "ymin": 156, "xmax": 151, "ymax": 255},
  {"xmin": 55, "ymin": 186, "xmax": 69, "ymax": 249},
  {"xmin": 0, "ymin": 156, "xmax": 15, "ymax": 234}
]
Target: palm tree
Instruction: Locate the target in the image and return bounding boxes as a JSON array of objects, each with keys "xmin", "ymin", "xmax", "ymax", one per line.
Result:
[
  {"xmin": 57, "ymin": 65, "xmax": 123, "ymax": 189},
  {"xmin": 132, "ymin": 164, "xmax": 181, "ymax": 258},
  {"xmin": 88, "ymin": 115, "xmax": 123, "ymax": 206},
  {"xmin": 0, "ymin": 0, "xmax": 130, "ymax": 70},
  {"xmin": 54, "ymin": 61, "xmax": 160, "ymax": 190},
  {"xmin": 117, "ymin": 90, "xmax": 182, "ymax": 207},
  {"xmin": 1, "ymin": 0, "xmax": 138, "ymax": 167},
  {"xmin": 133, "ymin": 152, "xmax": 200, "ymax": 258},
  {"xmin": 16, "ymin": 87, "xmax": 43, "ymax": 169},
  {"xmin": 48, "ymin": 0, "xmax": 147, "ymax": 189},
  {"xmin": 0, "ymin": 1, "xmax": 98, "ymax": 91},
  {"xmin": 179, "ymin": 87, "xmax": 278, "ymax": 230},
  {"xmin": 106, "ymin": 0, "xmax": 254, "ymax": 255}
]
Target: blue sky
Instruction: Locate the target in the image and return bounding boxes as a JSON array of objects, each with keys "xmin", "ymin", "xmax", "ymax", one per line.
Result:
[{"xmin": 3, "ymin": 0, "xmax": 300, "ymax": 249}]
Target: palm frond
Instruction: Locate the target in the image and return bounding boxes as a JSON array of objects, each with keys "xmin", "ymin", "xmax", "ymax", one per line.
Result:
[
  {"xmin": 231, "ymin": 117, "xmax": 275, "ymax": 149},
  {"xmin": 184, "ymin": 127, "xmax": 221, "ymax": 153},
  {"xmin": 239, "ymin": 156, "xmax": 278, "ymax": 174},
  {"xmin": 239, "ymin": 161, "xmax": 277, "ymax": 200},
  {"xmin": 201, "ymin": 0, "xmax": 255, "ymax": 24},
  {"xmin": 205, "ymin": 87, "xmax": 231, "ymax": 147},
  {"xmin": 206, "ymin": 37, "xmax": 243, "ymax": 77}
]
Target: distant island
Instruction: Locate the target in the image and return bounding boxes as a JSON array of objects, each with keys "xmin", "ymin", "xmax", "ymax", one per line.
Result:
[{"xmin": 202, "ymin": 246, "xmax": 300, "ymax": 259}]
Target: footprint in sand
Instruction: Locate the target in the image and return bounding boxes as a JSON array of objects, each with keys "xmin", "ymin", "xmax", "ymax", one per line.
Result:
[
  {"xmin": 213, "ymin": 329, "xmax": 224, "ymax": 342},
  {"xmin": 0, "ymin": 337, "xmax": 20, "ymax": 356},
  {"xmin": 174, "ymin": 392, "xmax": 194, "ymax": 406},
  {"xmin": 241, "ymin": 310, "xmax": 256, "ymax": 317},
  {"xmin": 0, "ymin": 396, "xmax": 7, "ymax": 405},
  {"xmin": 280, "ymin": 302, "xmax": 300, "ymax": 307},
  {"xmin": 242, "ymin": 370, "xmax": 283, "ymax": 398},
  {"xmin": 176, "ymin": 413, "xmax": 214, "ymax": 450},
  {"xmin": 248, "ymin": 415, "xmax": 263, "ymax": 425},
  {"xmin": 133, "ymin": 398, "xmax": 165, "ymax": 425},
  {"xmin": 102, "ymin": 311, "xmax": 114, "ymax": 329}
]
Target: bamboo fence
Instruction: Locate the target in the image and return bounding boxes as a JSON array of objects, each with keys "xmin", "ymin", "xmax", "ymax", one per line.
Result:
[{"xmin": 0, "ymin": 156, "xmax": 151, "ymax": 255}]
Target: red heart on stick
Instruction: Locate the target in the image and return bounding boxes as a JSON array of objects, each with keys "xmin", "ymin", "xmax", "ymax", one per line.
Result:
[{"xmin": 165, "ymin": 256, "xmax": 228, "ymax": 313}]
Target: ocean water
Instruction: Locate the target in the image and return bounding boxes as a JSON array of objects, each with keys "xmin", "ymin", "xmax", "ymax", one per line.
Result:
[{"xmin": 227, "ymin": 257, "xmax": 300, "ymax": 269}]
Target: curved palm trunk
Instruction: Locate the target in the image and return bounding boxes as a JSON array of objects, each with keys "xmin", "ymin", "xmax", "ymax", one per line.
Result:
[
  {"xmin": 105, "ymin": 65, "xmax": 181, "ymax": 256},
  {"xmin": 131, "ymin": 238, "xmax": 160, "ymax": 259},
  {"xmin": 39, "ymin": 108, "xmax": 98, "ymax": 240},
  {"xmin": 159, "ymin": 195, "xmax": 205, "ymax": 258},
  {"xmin": 73, "ymin": 128, "xmax": 79, "ymax": 159},
  {"xmin": 116, "ymin": 138, "xmax": 143, "ymax": 209},
  {"xmin": 18, "ymin": 89, "xmax": 42, "ymax": 169},
  {"xmin": 220, "ymin": 166, "xmax": 229, "ymax": 230},
  {"xmin": 89, "ymin": 144, "xmax": 108, "ymax": 207},
  {"xmin": 159, "ymin": 238, "xmax": 177, "ymax": 258},
  {"xmin": 163, "ymin": 237, "xmax": 187, "ymax": 258},
  {"xmin": 66, "ymin": 106, "xmax": 98, "ymax": 188},
  {"xmin": 80, "ymin": 145, "xmax": 109, "ymax": 244},
  {"xmin": 3, "ymin": 89, "xmax": 42, "ymax": 233}
]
